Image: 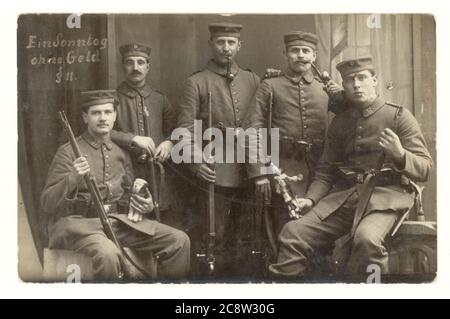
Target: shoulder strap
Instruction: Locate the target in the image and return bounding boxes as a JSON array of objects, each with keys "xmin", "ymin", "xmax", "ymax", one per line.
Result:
[
  {"xmin": 386, "ymin": 101, "xmax": 404, "ymax": 121},
  {"xmin": 190, "ymin": 69, "xmax": 202, "ymax": 77}
]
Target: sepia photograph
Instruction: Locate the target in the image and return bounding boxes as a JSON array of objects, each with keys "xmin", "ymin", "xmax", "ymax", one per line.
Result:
[{"xmin": 17, "ymin": 12, "xmax": 436, "ymax": 285}]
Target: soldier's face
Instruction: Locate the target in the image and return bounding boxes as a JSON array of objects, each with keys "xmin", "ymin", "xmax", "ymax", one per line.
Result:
[
  {"xmin": 342, "ymin": 70, "xmax": 378, "ymax": 107},
  {"xmin": 285, "ymin": 45, "xmax": 317, "ymax": 74},
  {"xmin": 209, "ymin": 36, "xmax": 241, "ymax": 66},
  {"xmin": 83, "ymin": 103, "xmax": 117, "ymax": 137},
  {"xmin": 122, "ymin": 56, "xmax": 150, "ymax": 85}
]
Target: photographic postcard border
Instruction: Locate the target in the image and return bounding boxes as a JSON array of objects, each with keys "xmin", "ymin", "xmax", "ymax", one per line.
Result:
[{"xmin": 3, "ymin": 0, "xmax": 450, "ymax": 299}]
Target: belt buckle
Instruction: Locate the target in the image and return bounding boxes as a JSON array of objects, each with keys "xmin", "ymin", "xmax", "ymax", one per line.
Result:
[{"xmin": 296, "ymin": 140, "xmax": 312, "ymax": 153}]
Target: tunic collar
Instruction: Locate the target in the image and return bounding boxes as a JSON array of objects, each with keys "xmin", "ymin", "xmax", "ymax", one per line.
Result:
[
  {"xmin": 360, "ymin": 96, "xmax": 385, "ymax": 118},
  {"xmin": 283, "ymin": 67, "xmax": 314, "ymax": 84},
  {"xmin": 207, "ymin": 59, "xmax": 240, "ymax": 78},
  {"xmin": 117, "ymin": 81, "xmax": 152, "ymax": 98},
  {"xmin": 82, "ymin": 131, "xmax": 113, "ymax": 150}
]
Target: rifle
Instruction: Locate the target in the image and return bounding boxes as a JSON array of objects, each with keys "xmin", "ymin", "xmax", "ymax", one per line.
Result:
[
  {"xmin": 206, "ymin": 91, "xmax": 216, "ymax": 274},
  {"xmin": 147, "ymin": 158, "xmax": 163, "ymax": 222},
  {"xmin": 260, "ymin": 92, "xmax": 278, "ymax": 260},
  {"xmin": 196, "ymin": 92, "xmax": 216, "ymax": 275},
  {"xmin": 58, "ymin": 111, "xmax": 151, "ymax": 279},
  {"xmin": 139, "ymin": 106, "xmax": 163, "ymax": 222}
]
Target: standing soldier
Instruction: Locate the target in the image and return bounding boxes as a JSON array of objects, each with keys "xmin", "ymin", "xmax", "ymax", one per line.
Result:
[
  {"xmin": 177, "ymin": 22, "xmax": 260, "ymax": 277},
  {"xmin": 110, "ymin": 43, "xmax": 177, "ymax": 223},
  {"xmin": 269, "ymin": 56, "xmax": 433, "ymax": 278},
  {"xmin": 244, "ymin": 31, "xmax": 330, "ymax": 234}
]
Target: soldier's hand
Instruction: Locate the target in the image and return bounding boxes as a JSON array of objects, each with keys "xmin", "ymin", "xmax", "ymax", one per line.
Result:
[
  {"xmin": 155, "ymin": 140, "xmax": 173, "ymax": 162},
  {"xmin": 130, "ymin": 193, "xmax": 154, "ymax": 215},
  {"xmin": 254, "ymin": 176, "xmax": 271, "ymax": 202},
  {"xmin": 325, "ymin": 79, "xmax": 343, "ymax": 95},
  {"xmin": 264, "ymin": 68, "xmax": 282, "ymax": 79},
  {"xmin": 128, "ymin": 210, "xmax": 143, "ymax": 223},
  {"xmin": 73, "ymin": 156, "xmax": 90, "ymax": 176},
  {"xmin": 132, "ymin": 136, "xmax": 156, "ymax": 156},
  {"xmin": 196, "ymin": 164, "xmax": 216, "ymax": 183},
  {"xmin": 295, "ymin": 198, "xmax": 314, "ymax": 213},
  {"xmin": 379, "ymin": 128, "xmax": 406, "ymax": 166}
]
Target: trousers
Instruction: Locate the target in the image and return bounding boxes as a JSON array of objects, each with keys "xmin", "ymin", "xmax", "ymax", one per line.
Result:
[
  {"xmin": 269, "ymin": 192, "xmax": 399, "ymax": 277},
  {"xmin": 60, "ymin": 218, "xmax": 190, "ymax": 281}
]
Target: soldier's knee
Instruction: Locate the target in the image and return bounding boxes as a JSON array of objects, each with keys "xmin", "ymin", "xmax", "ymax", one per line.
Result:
[
  {"xmin": 353, "ymin": 225, "xmax": 383, "ymax": 254},
  {"xmin": 170, "ymin": 229, "xmax": 191, "ymax": 252},
  {"xmin": 94, "ymin": 240, "xmax": 121, "ymax": 263},
  {"xmin": 279, "ymin": 220, "xmax": 303, "ymax": 241},
  {"xmin": 89, "ymin": 240, "xmax": 120, "ymax": 269}
]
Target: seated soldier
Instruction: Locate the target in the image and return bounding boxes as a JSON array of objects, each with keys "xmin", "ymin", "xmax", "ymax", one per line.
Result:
[
  {"xmin": 269, "ymin": 56, "xmax": 433, "ymax": 278},
  {"xmin": 40, "ymin": 90, "xmax": 190, "ymax": 281}
]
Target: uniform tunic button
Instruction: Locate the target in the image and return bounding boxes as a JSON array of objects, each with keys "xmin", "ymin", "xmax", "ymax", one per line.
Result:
[
  {"xmin": 303, "ymin": 125, "xmax": 307, "ymax": 129},
  {"xmin": 300, "ymin": 90, "xmax": 304, "ymax": 94},
  {"xmin": 236, "ymin": 109, "xmax": 240, "ymax": 113},
  {"xmin": 231, "ymin": 83, "xmax": 235, "ymax": 87},
  {"xmin": 357, "ymin": 136, "xmax": 362, "ymax": 139},
  {"xmin": 356, "ymin": 161, "xmax": 361, "ymax": 165},
  {"xmin": 301, "ymin": 99, "xmax": 305, "ymax": 102}
]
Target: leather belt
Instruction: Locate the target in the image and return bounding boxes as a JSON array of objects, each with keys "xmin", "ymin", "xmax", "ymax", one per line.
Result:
[
  {"xmin": 337, "ymin": 166, "xmax": 403, "ymax": 188},
  {"xmin": 279, "ymin": 137, "xmax": 323, "ymax": 159}
]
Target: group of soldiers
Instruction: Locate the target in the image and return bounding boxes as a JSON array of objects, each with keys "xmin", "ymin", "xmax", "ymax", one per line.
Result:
[{"xmin": 40, "ymin": 22, "xmax": 433, "ymax": 282}]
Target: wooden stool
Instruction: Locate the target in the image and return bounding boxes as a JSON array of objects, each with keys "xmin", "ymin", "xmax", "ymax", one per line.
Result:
[
  {"xmin": 42, "ymin": 248, "xmax": 157, "ymax": 282},
  {"xmin": 388, "ymin": 221, "xmax": 437, "ymax": 275}
]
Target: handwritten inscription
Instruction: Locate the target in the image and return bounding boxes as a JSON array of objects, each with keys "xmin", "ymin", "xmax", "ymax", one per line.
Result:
[{"xmin": 25, "ymin": 33, "xmax": 108, "ymax": 83}]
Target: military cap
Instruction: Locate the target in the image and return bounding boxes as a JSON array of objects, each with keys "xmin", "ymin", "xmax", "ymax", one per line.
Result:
[
  {"xmin": 80, "ymin": 89, "xmax": 118, "ymax": 110},
  {"xmin": 284, "ymin": 31, "xmax": 318, "ymax": 49},
  {"xmin": 336, "ymin": 56, "xmax": 375, "ymax": 78},
  {"xmin": 119, "ymin": 43, "xmax": 151, "ymax": 59},
  {"xmin": 208, "ymin": 22, "xmax": 243, "ymax": 38}
]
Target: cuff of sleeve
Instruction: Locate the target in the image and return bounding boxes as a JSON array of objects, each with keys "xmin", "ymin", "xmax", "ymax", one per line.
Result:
[
  {"xmin": 66, "ymin": 173, "xmax": 82, "ymax": 199},
  {"xmin": 247, "ymin": 163, "xmax": 269, "ymax": 179},
  {"xmin": 187, "ymin": 163, "xmax": 202, "ymax": 177},
  {"xmin": 111, "ymin": 130, "xmax": 136, "ymax": 149},
  {"xmin": 393, "ymin": 150, "xmax": 408, "ymax": 173},
  {"xmin": 305, "ymin": 182, "xmax": 329, "ymax": 205}
]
